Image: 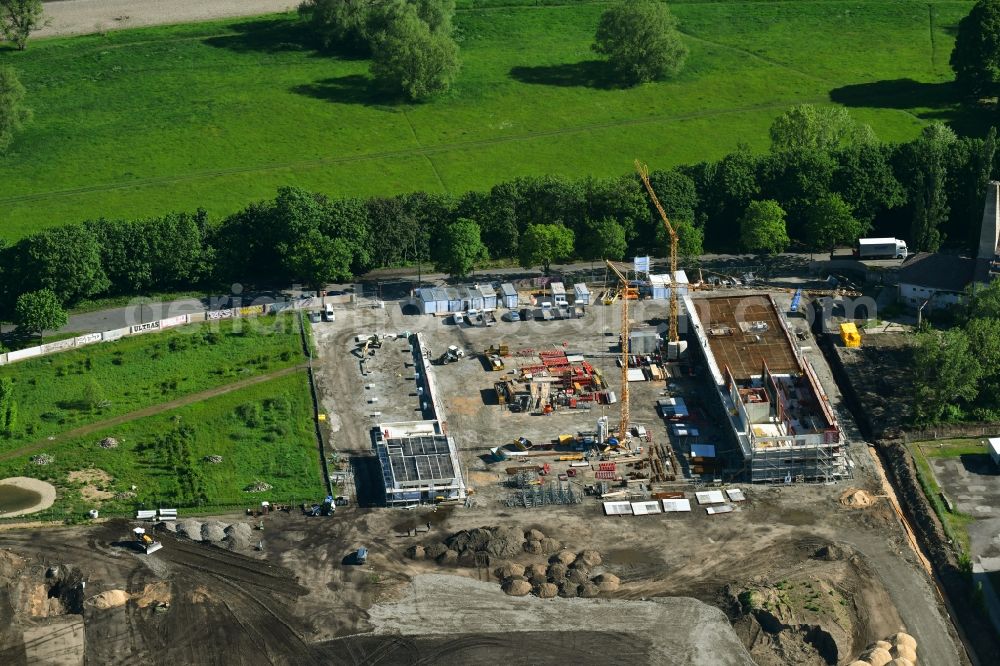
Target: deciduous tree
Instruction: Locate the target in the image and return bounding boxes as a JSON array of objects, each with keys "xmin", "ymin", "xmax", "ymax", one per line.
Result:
[
  {"xmin": 519, "ymin": 223, "xmax": 575, "ymax": 274},
  {"xmin": 739, "ymin": 200, "xmax": 790, "ymax": 254},
  {"xmin": 369, "ymin": 3, "xmax": 459, "ymax": 100},
  {"xmin": 577, "ymin": 217, "xmax": 627, "ymax": 261},
  {"xmin": 592, "ymin": 0, "xmax": 688, "ymax": 85},
  {"xmin": 769, "ymin": 104, "xmax": 875, "ymax": 153},
  {"xmin": 433, "ymin": 218, "xmax": 487, "ymax": 277},
  {"xmin": 14, "ymin": 288, "xmax": 66, "ymax": 337},
  {"xmin": 913, "ymin": 328, "xmax": 982, "ymax": 423},
  {"xmin": 950, "ymin": 0, "xmax": 1000, "ymax": 100},
  {"xmin": 0, "ymin": 0, "xmax": 44, "ymax": 51},
  {"xmin": 803, "ymin": 194, "xmax": 863, "ymax": 252},
  {"xmin": 0, "ymin": 65, "xmax": 30, "ymax": 153}
]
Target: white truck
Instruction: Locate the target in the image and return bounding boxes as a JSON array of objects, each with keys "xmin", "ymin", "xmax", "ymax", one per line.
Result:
[{"xmin": 854, "ymin": 237, "xmax": 908, "ymax": 259}]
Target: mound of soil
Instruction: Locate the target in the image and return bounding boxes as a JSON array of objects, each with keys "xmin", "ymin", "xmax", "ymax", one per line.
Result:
[
  {"xmin": 445, "ymin": 526, "xmax": 524, "ymax": 559},
  {"xmin": 88, "ymin": 590, "xmax": 129, "ymax": 609},
  {"xmin": 524, "ymin": 540, "xmax": 543, "ymax": 554},
  {"xmin": 552, "ymin": 550, "xmax": 576, "ymax": 566},
  {"xmin": 840, "ymin": 488, "xmax": 874, "ymax": 508},
  {"xmin": 578, "ymin": 549, "xmax": 602, "ymax": 567},
  {"xmin": 405, "ymin": 545, "xmax": 425, "ymax": 560},
  {"xmin": 539, "ymin": 537, "xmax": 562, "ymax": 554},
  {"xmin": 223, "ymin": 523, "xmax": 254, "ymax": 551},
  {"xmin": 494, "ymin": 563, "xmax": 525, "ymax": 579},
  {"xmin": 558, "ymin": 581, "xmax": 579, "ymax": 598},
  {"xmin": 501, "ymin": 579, "xmax": 531, "ymax": 597},
  {"xmin": 525, "ymin": 529, "xmax": 545, "ymax": 542},
  {"xmin": 578, "ymin": 582, "xmax": 600, "ymax": 598},
  {"xmin": 546, "ymin": 562, "xmax": 567, "ymax": 580},
  {"xmin": 423, "ymin": 543, "xmax": 448, "ymax": 560},
  {"xmin": 534, "ymin": 582, "xmax": 558, "ymax": 598}
]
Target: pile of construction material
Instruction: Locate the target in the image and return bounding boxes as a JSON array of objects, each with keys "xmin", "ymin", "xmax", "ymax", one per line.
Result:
[
  {"xmin": 165, "ymin": 519, "xmax": 256, "ymax": 551},
  {"xmin": 848, "ymin": 631, "xmax": 917, "ymax": 665},
  {"xmin": 406, "ymin": 527, "xmax": 614, "ymax": 599}
]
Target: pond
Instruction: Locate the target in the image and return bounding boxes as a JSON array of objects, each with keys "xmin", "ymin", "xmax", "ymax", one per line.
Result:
[{"xmin": 0, "ymin": 484, "xmax": 43, "ymax": 515}]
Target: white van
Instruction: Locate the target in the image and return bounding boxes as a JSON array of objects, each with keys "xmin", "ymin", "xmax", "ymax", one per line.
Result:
[{"xmin": 323, "ymin": 304, "xmax": 335, "ymax": 321}]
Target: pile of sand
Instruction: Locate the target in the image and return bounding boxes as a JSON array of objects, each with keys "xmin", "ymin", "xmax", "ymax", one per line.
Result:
[
  {"xmin": 840, "ymin": 488, "xmax": 875, "ymax": 508},
  {"xmin": 133, "ymin": 582, "xmax": 171, "ymax": 608},
  {"xmin": 88, "ymin": 590, "xmax": 130, "ymax": 609},
  {"xmin": 851, "ymin": 631, "xmax": 918, "ymax": 665},
  {"xmin": 501, "ymin": 578, "xmax": 532, "ymax": 596}
]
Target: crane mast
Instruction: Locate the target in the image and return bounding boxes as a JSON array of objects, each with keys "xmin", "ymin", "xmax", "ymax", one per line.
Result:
[
  {"xmin": 635, "ymin": 160, "xmax": 680, "ymax": 343},
  {"xmin": 605, "ymin": 260, "xmax": 630, "ymax": 440}
]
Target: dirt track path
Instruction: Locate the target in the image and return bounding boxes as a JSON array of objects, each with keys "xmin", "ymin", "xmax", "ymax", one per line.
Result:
[
  {"xmin": 0, "ymin": 364, "xmax": 307, "ymax": 463},
  {"xmin": 37, "ymin": 0, "xmax": 296, "ymax": 38}
]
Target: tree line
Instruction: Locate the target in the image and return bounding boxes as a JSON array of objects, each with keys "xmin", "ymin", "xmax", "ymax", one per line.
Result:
[
  {"xmin": 913, "ymin": 280, "xmax": 1000, "ymax": 424},
  {"xmin": 0, "ymin": 107, "xmax": 995, "ymax": 324}
]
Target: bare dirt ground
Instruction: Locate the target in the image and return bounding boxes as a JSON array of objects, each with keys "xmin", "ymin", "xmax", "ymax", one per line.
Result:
[
  {"xmin": 0, "ymin": 292, "xmax": 969, "ymax": 665},
  {"xmin": 37, "ymin": 0, "xmax": 296, "ymax": 39}
]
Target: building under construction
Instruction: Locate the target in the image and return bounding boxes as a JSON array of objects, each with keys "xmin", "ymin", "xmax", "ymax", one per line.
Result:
[{"xmin": 686, "ymin": 294, "xmax": 847, "ymax": 483}]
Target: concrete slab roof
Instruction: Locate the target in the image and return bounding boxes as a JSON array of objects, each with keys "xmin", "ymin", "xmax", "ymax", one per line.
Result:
[{"xmin": 697, "ymin": 296, "xmax": 799, "ymax": 380}]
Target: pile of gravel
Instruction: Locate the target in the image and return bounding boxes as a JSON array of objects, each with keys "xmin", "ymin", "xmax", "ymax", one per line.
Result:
[
  {"xmin": 200, "ymin": 520, "xmax": 227, "ymax": 542},
  {"xmin": 223, "ymin": 523, "xmax": 254, "ymax": 551},
  {"xmin": 99, "ymin": 437, "xmax": 119, "ymax": 449},
  {"xmin": 175, "ymin": 519, "xmax": 204, "ymax": 541},
  {"xmin": 244, "ymin": 481, "xmax": 272, "ymax": 493},
  {"xmin": 203, "ymin": 455, "xmax": 223, "ymax": 464},
  {"xmin": 30, "ymin": 454, "xmax": 54, "ymax": 466}
]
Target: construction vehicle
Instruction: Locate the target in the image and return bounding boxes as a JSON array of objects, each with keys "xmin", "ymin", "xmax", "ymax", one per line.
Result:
[
  {"xmin": 358, "ymin": 334, "xmax": 382, "ymax": 357},
  {"xmin": 354, "ymin": 547, "xmax": 368, "ymax": 565},
  {"xmin": 636, "ymin": 160, "xmax": 680, "ymax": 344},
  {"xmin": 487, "ymin": 355, "xmax": 505, "ymax": 371},
  {"xmin": 605, "ymin": 260, "xmax": 632, "ymax": 440},
  {"xmin": 133, "ymin": 527, "xmax": 162, "ymax": 554},
  {"xmin": 485, "ymin": 344, "xmax": 511, "ymax": 357},
  {"xmin": 436, "ymin": 345, "xmax": 465, "ymax": 364}
]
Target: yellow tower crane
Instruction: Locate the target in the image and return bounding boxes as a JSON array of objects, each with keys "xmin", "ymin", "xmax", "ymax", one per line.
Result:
[
  {"xmin": 605, "ymin": 260, "xmax": 631, "ymax": 440},
  {"xmin": 635, "ymin": 160, "xmax": 680, "ymax": 343}
]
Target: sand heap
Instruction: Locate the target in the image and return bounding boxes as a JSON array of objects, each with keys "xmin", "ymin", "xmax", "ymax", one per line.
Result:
[
  {"xmin": 850, "ymin": 631, "xmax": 918, "ymax": 665},
  {"xmin": 840, "ymin": 488, "xmax": 875, "ymax": 508},
  {"xmin": 87, "ymin": 589, "xmax": 130, "ymax": 610}
]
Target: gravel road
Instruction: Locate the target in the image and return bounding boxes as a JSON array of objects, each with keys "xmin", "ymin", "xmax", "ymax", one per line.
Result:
[{"xmin": 37, "ymin": 0, "xmax": 297, "ymax": 38}]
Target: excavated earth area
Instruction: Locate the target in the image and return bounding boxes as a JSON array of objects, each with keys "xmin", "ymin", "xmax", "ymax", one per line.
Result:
[{"xmin": 0, "ymin": 475, "xmax": 968, "ymax": 665}]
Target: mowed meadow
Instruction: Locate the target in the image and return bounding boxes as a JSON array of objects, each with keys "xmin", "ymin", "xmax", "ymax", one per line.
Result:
[{"xmin": 0, "ymin": 0, "xmax": 976, "ymax": 240}]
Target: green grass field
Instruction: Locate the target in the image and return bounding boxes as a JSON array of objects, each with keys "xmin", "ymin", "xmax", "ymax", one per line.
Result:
[
  {"xmin": 0, "ymin": 372, "xmax": 322, "ymax": 518},
  {"xmin": 0, "ymin": 0, "xmax": 978, "ymax": 239},
  {"xmin": 909, "ymin": 438, "xmax": 983, "ymax": 553},
  {"xmin": 0, "ymin": 315, "xmax": 304, "ymax": 454}
]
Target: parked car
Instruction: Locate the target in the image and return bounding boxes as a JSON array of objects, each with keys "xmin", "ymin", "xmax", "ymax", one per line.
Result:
[
  {"xmin": 520, "ymin": 308, "xmax": 535, "ymax": 321},
  {"xmin": 505, "ymin": 311, "xmax": 521, "ymax": 323}
]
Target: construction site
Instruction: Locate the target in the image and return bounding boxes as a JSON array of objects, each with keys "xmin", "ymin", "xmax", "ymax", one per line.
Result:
[{"xmin": 0, "ymin": 168, "xmax": 979, "ymax": 665}]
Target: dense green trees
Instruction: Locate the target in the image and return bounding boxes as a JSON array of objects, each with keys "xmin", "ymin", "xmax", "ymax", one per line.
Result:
[
  {"xmin": 803, "ymin": 194, "xmax": 863, "ymax": 252},
  {"xmin": 593, "ymin": 0, "xmax": 687, "ymax": 85},
  {"xmin": 0, "ymin": 104, "xmax": 997, "ymax": 318},
  {"xmin": 950, "ymin": 0, "xmax": 1000, "ymax": 100},
  {"xmin": 739, "ymin": 200, "xmax": 790, "ymax": 254},
  {"xmin": 519, "ymin": 224, "xmax": 575, "ymax": 274},
  {"xmin": 300, "ymin": 0, "xmax": 460, "ymax": 100},
  {"xmin": 0, "ymin": 0, "xmax": 44, "ymax": 51},
  {"xmin": 0, "ymin": 66, "xmax": 29, "ymax": 154},
  {"xmin": 433, "ymin": 218, "xmax": 487, "ymax": 277},
  {"xmin": 14, "ymin": 288, "xmax": 66, "ymax": 337},
  {"xmin": 369, "ymin": 0, "xmax": 459, "ymax": 100},
  {"xmin": 769, "ymin": 104, "xmax": 875, "ymax": 153},
  {"xmin": 913, "ymin": 327, "xmax": 982, "ymax": 423}
]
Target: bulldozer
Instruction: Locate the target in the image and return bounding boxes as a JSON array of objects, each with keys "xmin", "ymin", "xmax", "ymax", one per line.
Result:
[
  {"xmin": 484, "ymin": 344, "xmax": 510, "ymax": 357},
  {"xmin": 133, "ymin": 527, "xmax": 162, "ymax": 554}
]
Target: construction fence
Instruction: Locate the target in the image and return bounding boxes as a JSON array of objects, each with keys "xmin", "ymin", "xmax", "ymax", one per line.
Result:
[{"xmin": 0, "ymin": 297, "xmax": 321, "ymax": 368}]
